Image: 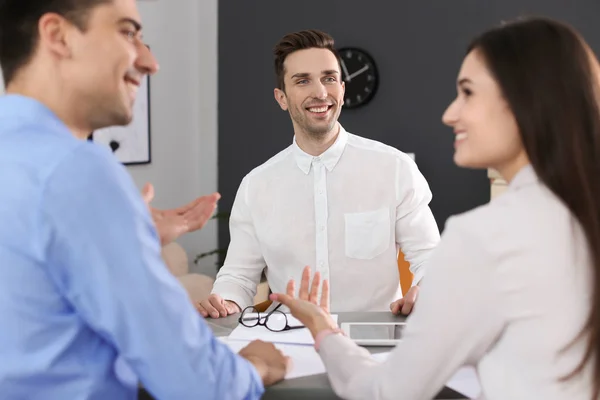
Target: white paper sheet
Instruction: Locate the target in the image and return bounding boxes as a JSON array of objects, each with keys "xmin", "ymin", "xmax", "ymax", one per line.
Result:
[
  {"xmin": 370, "ymin": 352, "xmax": 481, "ymax": 399},
  {"xmin": 227, "ymin": 313, "xmax": 338, "ymax": 345},
  {"xmin": 219, "ymin": 336, "xmax": 386, "ymax": 380},
  {"xmin": 219, "ymin": 337, "xmax": 326, "ymax": 379},
  {"xmin": 445, "ymin": 366, "xmax": 481, "ymax": 399}
]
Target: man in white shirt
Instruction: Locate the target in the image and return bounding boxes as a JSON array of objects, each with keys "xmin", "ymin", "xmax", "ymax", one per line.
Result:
[{"xmin": 197, "ymin": 29, "xmax": 440, "ymax": 317}]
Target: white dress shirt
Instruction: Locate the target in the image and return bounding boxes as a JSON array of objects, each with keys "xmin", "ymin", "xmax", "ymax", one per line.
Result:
[
  {"xmin": 212, "ymin": 125, "xmax": 440, "ymax": 312},
  {"xmin": 317, "ymin": 165, "xmax": 594, "ymax": 400}
]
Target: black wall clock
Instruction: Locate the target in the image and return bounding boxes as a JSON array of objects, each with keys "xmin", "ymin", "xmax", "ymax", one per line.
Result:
[{"xmin": 338, "ymin": 47, "xmax": 379, "ymax": 109}]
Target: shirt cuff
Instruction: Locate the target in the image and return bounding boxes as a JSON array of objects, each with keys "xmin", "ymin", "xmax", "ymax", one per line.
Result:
[
  {"xmin": 211, "ymin": 281, "xmax": 255, "ymax": 311},
  {"xmin": 242, "ymin": 356, "xmax": 265, "ymax": 396},
  {"xmin": 314, "ymin": 328, "xmax": 345, "ymax": 351},
  {"xmin": 317, "ymin": 333, "xmax": 373, "ymax": 364},
  {"xmin": 411, "ymin": 266, "xmax": 425, "ymax": 287}
]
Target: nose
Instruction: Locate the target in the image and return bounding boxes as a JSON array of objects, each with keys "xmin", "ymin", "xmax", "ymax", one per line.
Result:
[
  {"xmin": 442, "ymin": 98, "xmax": 459, "ymax": 127},
  {"xmin": 312, "ymin": 81, "xmax": 328, "ymax": 100},
  {"xmin": 134, "ymin": 43, "xmax": 159, "ymax": 76}
]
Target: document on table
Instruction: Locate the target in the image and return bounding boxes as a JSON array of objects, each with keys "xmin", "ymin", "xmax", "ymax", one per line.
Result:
[
  {"xmin": 219, "ymin": 337, "xmax": 325, "ymax": 379},
  {"xmin": 445, "ymin": 366, "xmax": 481, "ymax": 399},
  {"xmin": 227, "ymin": 313, "xmax": 338, "ymax": 345},
  {"xmin": 226, "ymin": 323, "xmax": 481, "ymax": 396},
  {"xmin": 219, "ymin": 337, "xmax": 387, "ymax": 380},
  {"xmin": 371, "ymin": 353, "xmax": 481, "ymax": 399}
]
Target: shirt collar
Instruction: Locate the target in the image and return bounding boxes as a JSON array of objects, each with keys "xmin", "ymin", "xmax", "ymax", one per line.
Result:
[
  {"xmin": 509, "ymin": 164, "xmax": 538, "ymax": 190},
  {"xmin": 292, "ymin": 125, "xmax": 349, "ymax": 174}
]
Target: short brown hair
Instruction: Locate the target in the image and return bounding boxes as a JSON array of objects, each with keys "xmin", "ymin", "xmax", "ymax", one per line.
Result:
[
  {"xmin": 273, "ymin": 29, "xmax": 341, "ymax": 91},
  {"xmin": 0, "ymin": 0, "xmax": 111, "ymax": 85}
]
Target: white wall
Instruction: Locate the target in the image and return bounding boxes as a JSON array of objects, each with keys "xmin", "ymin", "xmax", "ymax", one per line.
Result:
[
  {"xmin": 0, "ymin": 1, "xmax": 219, "ymax": 276},
  {"xmin": 136, "ymin": 0, "xmax": 219, "ymax": 276}
]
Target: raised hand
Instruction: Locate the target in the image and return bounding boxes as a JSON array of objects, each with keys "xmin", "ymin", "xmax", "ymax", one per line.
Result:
[{"xmin": 141, "ymin": 182, "xmax": 220, "ymax": 246}]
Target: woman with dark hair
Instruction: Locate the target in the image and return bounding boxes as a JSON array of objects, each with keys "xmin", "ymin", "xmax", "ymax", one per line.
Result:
[{"xmin": 269, "ymin": 17, "xmax": 600, "ymax": 400}]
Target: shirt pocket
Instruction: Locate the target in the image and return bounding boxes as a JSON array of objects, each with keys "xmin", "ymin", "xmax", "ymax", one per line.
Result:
[{"xmin": 344, "ymin": 207, "xmax": 391, "ymax": 260}]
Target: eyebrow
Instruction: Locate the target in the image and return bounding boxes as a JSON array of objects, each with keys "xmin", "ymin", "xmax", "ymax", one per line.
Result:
[
  {"xmin": 291, "ymin": 72, "xmax": 310, "ymax": 79},
  {"xmin": 118, "ymin": 17, "xmax": 142, "ymax": 32},
  {"xmin": 290, "ymin": 70, "xmax": 340, "ymax": 79},
  {"xmin": 457, "ymin": 77, "xmax": 473, "ymax": 85}
]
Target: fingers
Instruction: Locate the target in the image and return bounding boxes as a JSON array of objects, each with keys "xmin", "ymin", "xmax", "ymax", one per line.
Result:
[
  {"xmin": 270, "ymin": 293, "xmax": 293, "ymax": 308},
  {"xmin": 401, "ymin": 286, "xmax": 420, "ymax": 315},
  {"xmin": 401, "ymin": 299, "xmax": 414, "ymax": 315},
  {"xmin": 185, "ymin": 196, "xmax": 218, "ymax": 218},
  {"xmin": 299, "ymin": 266, "xmax": 311, "ymax": 301},
  {"xmin": 240, "ymin": 341, "xmax": 289, "ymax": 386},
  {"xmin": 177, "ymin": 192, "xmax": 220, "ymax": 215},
  {"xmin": 182, "ymin": 198, "xmax": 219, "ymax": 232},
  {"xmin": 211, "ymin": 296, "xmax": 229, "ymax": 317},
  {"xmin": 141, "ymin": 182, "xmax": 154, "ymax": 205},
  {"xmin": 182, "ymin": 200, "xmax": 213, "ymax": 222},
  {"xmin": 198, "ymin": 299, "xmax": 218, "ymax": 318},
  {"xmin": 224, "ymin": 300, "xmax": 241, "ymax": 315},
  {"xmin": 309, "ymin": 271, "xmax": 321, "ymax": 304},
  {"xmin": 198, "ymin": 295, "xmax": 227, "ymax": 318},
  {"xmin": 286, "ymin": 279, "xmax": 295, "ymax": 297},
  {"xmin": 196, "ymin": 302, "xmax": 208, "ymax": 317},
  {"xmin": 390, "ymin": 299, "xmax": 403, "ymax": 315},
  {"xmin": 321, "ymin": 279, "xmax": 330, "ymax": 313}
]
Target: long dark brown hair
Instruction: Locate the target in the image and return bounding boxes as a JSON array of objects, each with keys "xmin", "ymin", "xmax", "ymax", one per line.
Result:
[{"xmin": 468, "ymin": 17, "xmax": 600, "ymax": 397}]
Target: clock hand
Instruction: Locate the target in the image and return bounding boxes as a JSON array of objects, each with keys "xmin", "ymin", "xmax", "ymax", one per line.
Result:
[
  {"xmin": 347, "ymin": 65, "xmax": 370, "ymax": 81},
  {"xmin": 340, "ymin": 59, "xmax": 351, "ymax": 82}
]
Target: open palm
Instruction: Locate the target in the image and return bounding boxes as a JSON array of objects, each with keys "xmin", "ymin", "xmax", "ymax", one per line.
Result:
[{"xmin": 142, "ymin": 183, "xmax": 220, "ymax": 245}]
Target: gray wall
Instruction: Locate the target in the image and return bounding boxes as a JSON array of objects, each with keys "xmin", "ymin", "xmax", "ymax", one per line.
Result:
[
  {"xmin": 133, "ymin": 0, "xmax": 219, "ymax": 276},
  {"xmin": 218, "ymin": 0, "xmax": 600, "ymax": 251}
]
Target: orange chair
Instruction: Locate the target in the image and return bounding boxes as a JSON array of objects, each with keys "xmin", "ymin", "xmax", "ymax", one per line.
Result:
[
  {"xmin": 398, "ymin": 250, "xmax": 413, "ymax": 296},
  {"xmin": 254, "ymin": 299, "xmax": 272, "ymax": 312}
]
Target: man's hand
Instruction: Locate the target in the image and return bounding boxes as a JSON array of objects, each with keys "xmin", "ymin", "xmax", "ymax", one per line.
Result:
[
  {"xmin": 141, "ymin": 183, "xmax": 220, "ymax": 246},
  {"xmin": 196, "ymin": 293, "xmax": 241, "ymax": 318},
  {"xmin": 390, "ymin": 285, "xmax": 420, "ymax": 315},
  {"xmin": 239, "ymin": 340, "xmax": 291, "ymax": 386}
]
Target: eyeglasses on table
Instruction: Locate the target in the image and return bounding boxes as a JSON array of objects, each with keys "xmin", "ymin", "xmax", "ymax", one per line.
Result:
[{"xmin": 238, "ymin": 303, "xmax": 304, "ymax": 332}]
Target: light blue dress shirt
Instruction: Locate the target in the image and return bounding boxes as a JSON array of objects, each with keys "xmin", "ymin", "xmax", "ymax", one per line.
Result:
[{"xmin": 0, "ymin": 95, "xmax": 263, "ymax": 400}]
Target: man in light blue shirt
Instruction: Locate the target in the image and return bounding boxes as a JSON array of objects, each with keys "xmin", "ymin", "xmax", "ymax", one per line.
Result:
[{"xmin": 0, "ymin": 0, "xmax": 289, "ymax": 399}]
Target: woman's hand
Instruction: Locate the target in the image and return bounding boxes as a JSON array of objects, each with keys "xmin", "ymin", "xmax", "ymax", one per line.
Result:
[{"xmin": 270, "ymin": 266, "xmax": 337, "ymax": 337}]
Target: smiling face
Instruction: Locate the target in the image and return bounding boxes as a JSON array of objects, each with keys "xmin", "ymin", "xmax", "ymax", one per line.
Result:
[
  {"xmin": 274, "ymin": 48, "xmax": 345, "ymax": 139},
  {"xmin": 59, "ymin": 0, "xmax": 158, "ymax": 130},
  {"xmin": 442, "ymin": 49, "xmax": 529, "ymax": 179}
]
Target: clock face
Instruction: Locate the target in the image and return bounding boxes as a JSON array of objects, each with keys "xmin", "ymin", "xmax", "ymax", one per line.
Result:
[{"xmin": 338, "ymin": 47, "xmax": 378, "ymax": 109}]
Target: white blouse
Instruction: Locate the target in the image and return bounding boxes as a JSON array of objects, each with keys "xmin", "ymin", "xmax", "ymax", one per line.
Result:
[{"xmin": 318, "ymin": 165, "xmax": 594, "ymax": 399}]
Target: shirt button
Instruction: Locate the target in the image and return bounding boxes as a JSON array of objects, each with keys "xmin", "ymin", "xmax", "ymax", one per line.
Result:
[
  {"xmin": 319, "ymin": 225, "xmax": 325, "ymax": 231},
  {"xmin": 319, "ymin": 261, "xmax": 325, "ymax": 267}
]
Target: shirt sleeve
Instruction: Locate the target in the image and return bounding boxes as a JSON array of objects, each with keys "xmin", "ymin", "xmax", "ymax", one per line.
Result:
[
  {"xmin": 394, "ymin": 155, "xmax": 441, "ymax": 285},
  {"xmin": 40, "ymin": 143, "xmax": 264, "ymax": 400},
  {"xmin": 211, "ymin": 175, "xmax": 266, "ymax": 309},
  {"xmin": 318, "ymin": 216, "xmax": 505, "ymax": 400}
]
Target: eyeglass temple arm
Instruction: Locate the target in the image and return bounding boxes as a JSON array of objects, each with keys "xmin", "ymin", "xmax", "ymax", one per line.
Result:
[{"xmin": 264, "ymin": 302, "xmax": 282, "ymax": 318}]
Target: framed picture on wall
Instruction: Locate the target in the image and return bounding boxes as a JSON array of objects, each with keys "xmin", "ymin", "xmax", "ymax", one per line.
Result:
[{"xmin": 89, "ymin": 73, "xmax": 151, "ymax": 165}]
